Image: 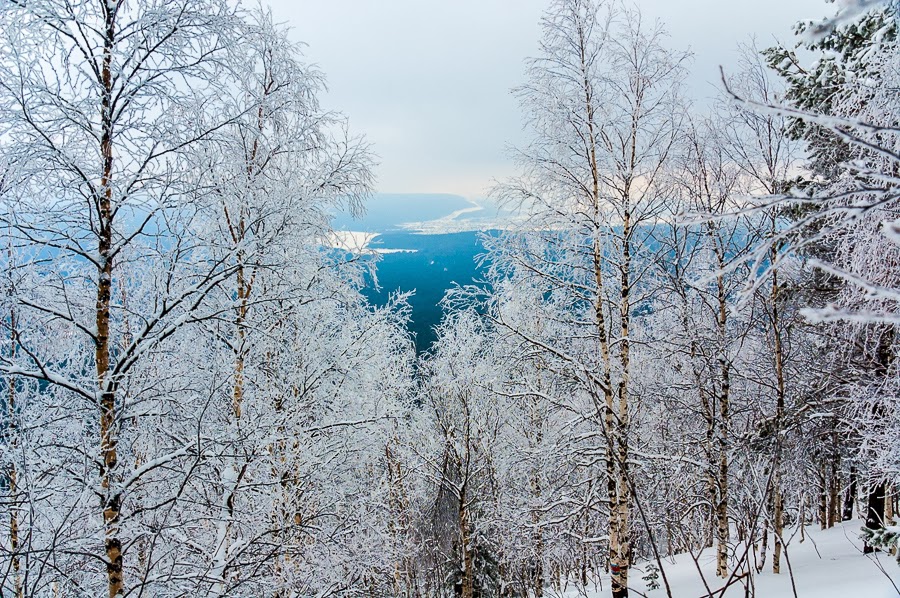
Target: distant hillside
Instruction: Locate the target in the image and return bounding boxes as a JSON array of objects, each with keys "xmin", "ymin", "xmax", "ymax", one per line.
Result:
[{"xmin": 332, "ymin": 193, "xmax": 475, "ymax": 232}]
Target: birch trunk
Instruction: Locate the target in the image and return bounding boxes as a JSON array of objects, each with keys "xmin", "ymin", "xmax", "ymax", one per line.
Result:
[
  {"xmin": 386, "ymin": 441, "xmax": 415, "ymax": 594},
  {"xmin": 211, "ymin": 65, "xmax": 270, "ymax": 590},
  {"xmin": 530, "ymin": 401, "xmax": 545, "ymax": 597},
  {"xmin": 772, "ymin": 482, "xmax": 783, "ymax": 575},
  {"xmin": 611, "ymin": 207, "xmax": 632, "ymax": 598},
  {"xmin": 97, "ymin": 5, "xmax": 123, "ymax": 595},
  {"xmin": 7, "ymin": 308, "xmax": 22, "ymax": 598},
  {"xmin": 770, "ymin": 230, "xmax": 786, "ymax": 577},
  {"xmin": 579, "ymin": 22, "xmax": 620, "ymax": 594},
  {"xmin": 705, "ymin": 398, "xmax": 716, "ymax": 549},
  {"xmin": 715, "ymin": 256, "xmax": 730, "ymax": 578},
  {"xmin": 532, "ymin": 513, "xmax": 544, "ymax": 597},
  {"xmin": 757, "ymin": 518, "xmax": 768, "ymax": 574},
  {"xmin": 385, "ymin": 443, "xmax": 403, "ymax": 594},
  {"xmin": 211, "ymin": 257, "xmax": 250, "ymax": 594},
  {"xmin": 460, "ymin": 502, "xmax": 474, "ymax": 598},
  {"xmin": 509, "ymin": 7, "xmax": 683, "ymax": 595},
  {"xmin": 581, "ymin": 479, "xmax": 592, "ymax": 588}
]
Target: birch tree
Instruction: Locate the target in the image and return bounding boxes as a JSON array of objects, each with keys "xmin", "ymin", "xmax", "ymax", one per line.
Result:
[
  {"xmin": 174, "ymin": 10, "xmax": 383, "ymax": 593},
  {"xmin": 490, "ymin": 1, "xmax": 687, "ymax": 594},
  {"xmin": 655, "ymin": 115, "xmax": 765, "ymax": 579},
  {"xmin": 0, "ymin": 1, "xmax": 255, "ymax": 594},
  {"xmin": 718, "ymin": 48, "xmax": 807, "ymax": 575}
]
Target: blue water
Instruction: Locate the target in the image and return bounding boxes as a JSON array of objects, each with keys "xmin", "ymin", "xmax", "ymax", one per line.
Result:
[
  {"xmin": 336, "ymin": 193, "xmax": 762, "ymax": 353},
  {"xmin": 333, "ymin": 193, "xmax": 491, "ymax": 353},
  {"xmin": 363, "ymin": 231, "xmax": 492, "ymax": 352}
]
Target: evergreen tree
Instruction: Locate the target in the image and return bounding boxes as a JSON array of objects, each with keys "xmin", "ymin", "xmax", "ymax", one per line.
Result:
[{"xmin": 764, "ymin": 2, "xmax": 897, "ymax": 182}]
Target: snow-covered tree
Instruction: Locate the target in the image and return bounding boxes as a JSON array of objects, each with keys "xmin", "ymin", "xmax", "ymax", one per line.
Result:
[
  {"xmin": 485, "ymin": 1, "xmax": 688, "ymax": 594},
  {"xmin": 0, "ymin": 1, "xmax": 249, "ymax": 594},
  {"xmin": 746, "ymin": 0, "xmax": 900, "ymax": 556},
  {"xmin": 0, "ymin": 2, "xmax": 413, "ymax": 596}
]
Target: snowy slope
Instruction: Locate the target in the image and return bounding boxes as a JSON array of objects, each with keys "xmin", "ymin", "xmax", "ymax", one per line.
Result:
[{"xmin": 558, "ymin": 520, "xmax": 900, "ymax": 597}]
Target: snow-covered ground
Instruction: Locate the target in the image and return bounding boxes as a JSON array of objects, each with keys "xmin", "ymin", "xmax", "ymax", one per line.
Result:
[
  {"xmin": 326, "ymin": 231, "xmax": 419, "ymax": 254},
  {"xmin": 556, "ymin": 520, "xmax": 900, "ymax": 597},
  {"xmin": 327, "ymin": 230, "xmax": 378, "ymax": 252}
]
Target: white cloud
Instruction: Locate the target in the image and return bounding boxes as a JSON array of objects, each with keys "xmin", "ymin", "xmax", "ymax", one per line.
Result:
[{"xmin": 269, "ymin": 0, "xmax": 829, "ymax": 198}]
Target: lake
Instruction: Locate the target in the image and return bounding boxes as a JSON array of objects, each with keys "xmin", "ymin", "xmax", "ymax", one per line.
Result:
[{"xmin": 333, "ymin": 193, "xmax": 498, "ymax": 353}]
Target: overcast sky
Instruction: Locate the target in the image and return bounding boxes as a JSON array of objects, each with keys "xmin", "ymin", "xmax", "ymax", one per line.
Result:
[{"xmin": 267, "ymin": 0, "xmax": 830, "ymax": 200}]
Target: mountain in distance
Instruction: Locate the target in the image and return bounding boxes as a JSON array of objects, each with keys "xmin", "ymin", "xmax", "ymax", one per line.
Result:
[{"xmin": 332, "ymin": 193, "xmax": 475, "ymax": 233}]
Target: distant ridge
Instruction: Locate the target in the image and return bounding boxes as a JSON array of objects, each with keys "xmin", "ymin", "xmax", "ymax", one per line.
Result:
[{"xmin": 332, "ymin": 193, "xmax": 474, "ymax": 233}]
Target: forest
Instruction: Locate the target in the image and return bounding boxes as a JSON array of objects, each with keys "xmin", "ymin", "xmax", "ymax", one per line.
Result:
[{"xmin": 1, "ymin": 0, "xmax": 899, "ymax": 596}]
